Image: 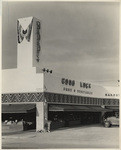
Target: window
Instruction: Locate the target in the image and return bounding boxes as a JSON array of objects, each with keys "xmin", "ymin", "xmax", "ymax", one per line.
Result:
[
  {"xmin": 81, "ymin": 97, "xmax": 84, "ymax": 104},
  {"xmin": 87, "ymin": 97, "xmax": 89, "ymax": 104},
  {"xmin": 90, "ymin": 98, "xmax": 92, "ymax": 104},
  {"xmin": 84, "ymin": 97, "xmax": 86, "ymax": 104}
]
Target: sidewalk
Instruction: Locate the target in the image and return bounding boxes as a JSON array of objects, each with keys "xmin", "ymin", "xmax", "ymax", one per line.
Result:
[
  {"xmin": 2, "ymin": 125, "xmax": 119, "ymax": 149},
  {"xmin": 2, "ymin": 129, "xmax": 37, "ymax": 139}
]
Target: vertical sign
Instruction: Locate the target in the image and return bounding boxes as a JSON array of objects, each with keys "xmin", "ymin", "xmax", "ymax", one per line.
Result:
[{"xmin": 36, "ymin": 21, "xmax": 41, "ymax": 62}]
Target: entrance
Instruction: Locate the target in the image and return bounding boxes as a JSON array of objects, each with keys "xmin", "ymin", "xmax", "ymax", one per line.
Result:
[
  {"xmin": 48, "ymin": 104, "xmax": 102, "ymax": 130},
  {"xmin": 2, "ymin": 104, "xmax": 36, "ymax": 132}
]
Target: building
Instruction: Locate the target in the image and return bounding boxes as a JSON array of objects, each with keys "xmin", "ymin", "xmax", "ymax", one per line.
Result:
[{"xmin": 2, "ymin": 17, "xmax": 119, "ymax": 132}]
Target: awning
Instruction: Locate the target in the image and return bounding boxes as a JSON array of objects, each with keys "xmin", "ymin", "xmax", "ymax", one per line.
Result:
[
  {"xmin": 49, "ymin": 105, "xmax": 106, "ymax": 112},
  {"xmin": 49, "ymin": 105, "xmax": 113, "ymax": 112},
  {"xmin": 2, "ymin": 104, "xmax": 36, "ymax": 113},
  {"xmin": 106, "ymin": 106, "xmax": 119, "ymax": 111},
  {"xmin": 49, "ymin": 105, "xmax": 90, "ymax": 112},
  {"xmin": 88, "ymin": 106, "xmax": 112, "ymax": 112}
]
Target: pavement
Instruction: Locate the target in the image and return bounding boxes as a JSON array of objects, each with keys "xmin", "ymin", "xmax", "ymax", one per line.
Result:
[{"xmin": 2, "ymin": 124, "xmax": 119, "ymax": 149}]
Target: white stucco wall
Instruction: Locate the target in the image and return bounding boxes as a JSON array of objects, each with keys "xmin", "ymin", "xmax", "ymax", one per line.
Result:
[
  {"xmin": 2, "ymin": 67, "xmax": 44, "ymax": 94},
  {"xmin": 44, "ymin": 73, "xmax": 119, "ymax": 99},
  {"xmin": 2, "ymin": 17, "xmax": 44, "ymax": 94}
]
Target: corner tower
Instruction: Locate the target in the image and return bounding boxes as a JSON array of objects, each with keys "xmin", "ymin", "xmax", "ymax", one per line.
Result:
[{"xmin": 17, "ymin": 17, "xmax": 41, "ymax": 69}]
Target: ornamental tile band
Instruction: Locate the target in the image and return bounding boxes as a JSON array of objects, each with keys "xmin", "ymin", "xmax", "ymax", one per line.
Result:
[
  {"xmin": 2, "ymin": 93, "xmax": 44, "ymax": 103},
  {"xmin": 44, "ymin": 92, "xmax": 119, "ymax": 106},
  {"xmin": 2, "ymin": 92, "xmax": 119, "ymax": 106}
]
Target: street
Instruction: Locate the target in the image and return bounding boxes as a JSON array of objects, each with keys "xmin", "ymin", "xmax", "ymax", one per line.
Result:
[{"xmin": 2, "ymin": 124, "xmax": 119, "ymax": 149}]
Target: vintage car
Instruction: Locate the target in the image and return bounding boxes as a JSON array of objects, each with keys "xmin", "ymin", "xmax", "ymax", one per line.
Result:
[{"xmin": 104, "ymin": 113, "xmax": 119, "ymax": 128}]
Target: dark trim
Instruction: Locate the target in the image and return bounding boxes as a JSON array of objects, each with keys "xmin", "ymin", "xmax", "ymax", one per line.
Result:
[{"xmin": 44, "ymin": 92, "xmax": 119, "ymax": 106}]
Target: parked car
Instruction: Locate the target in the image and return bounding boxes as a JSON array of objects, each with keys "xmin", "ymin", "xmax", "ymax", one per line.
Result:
[{"xmin": 104, "ymin": 113, "xmax": 119, "ymax": 128}]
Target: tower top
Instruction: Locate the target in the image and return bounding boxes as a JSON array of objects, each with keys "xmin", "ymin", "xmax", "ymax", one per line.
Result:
[
  {"xmin": 18, "ymin": 16, "xmax": 33, "ymax": 30},
  {"xmin": 17, "ymin": 17, "xmax": 41, "ymax": 69}
]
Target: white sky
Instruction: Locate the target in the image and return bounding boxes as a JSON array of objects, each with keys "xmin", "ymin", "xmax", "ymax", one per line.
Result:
[{"xmin": 2, "ymin": 1, "xmax": 119, "ymax": 86}]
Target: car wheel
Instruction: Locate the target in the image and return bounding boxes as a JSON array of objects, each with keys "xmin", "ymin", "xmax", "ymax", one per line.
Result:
[{"xmin": 104, "ymin": 121, "xmax": 111, "ymax": 128}]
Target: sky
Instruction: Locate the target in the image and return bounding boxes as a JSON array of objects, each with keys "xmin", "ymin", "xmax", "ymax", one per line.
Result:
[{"xmin": 2, "ymin": 1, "xmax": 119, "ymax": 86}]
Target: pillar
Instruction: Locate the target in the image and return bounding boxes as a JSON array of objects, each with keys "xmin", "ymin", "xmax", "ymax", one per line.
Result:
[
  {"xmin": 100, "ymin": 111, "xmax": 106, "ymax": 124},
  {"xmin": 36, "ymin": 102, "xmax": 48, "ymax": 132}
]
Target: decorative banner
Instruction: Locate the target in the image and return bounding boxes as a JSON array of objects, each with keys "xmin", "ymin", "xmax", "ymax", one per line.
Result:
[
  {"xmin": 36, "ymin": 21, "xmax": 41, "ymax": 62},
  {"xmin": 17, "ymin": 19, "xmax": 33, "ymax": 43}
]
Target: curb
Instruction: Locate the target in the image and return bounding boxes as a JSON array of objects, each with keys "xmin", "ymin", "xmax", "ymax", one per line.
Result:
[{"xmin": 2, "ymin": 135, "xmax": 36, "ymax": 139}]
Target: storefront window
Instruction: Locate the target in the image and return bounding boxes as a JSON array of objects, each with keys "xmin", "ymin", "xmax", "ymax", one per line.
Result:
[
  {"xmin": 87, "ymin": 98, "xmax": 89, "ymax": 104},
  {"xmin": 90, "ymin": 98, "xmax": 92, "ymax": 104},
  {"xmin": 81, "ymin": 97, "xmax": 84, "ymax": 104},
  {"xmin": 83, "ymin": 97, "xmax": 86, "ymax": 104}
]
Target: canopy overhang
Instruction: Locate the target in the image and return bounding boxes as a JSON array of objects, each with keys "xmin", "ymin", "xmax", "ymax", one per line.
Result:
[
  {"xmin": 2, "ymin": 104, "xmax": 36, "ymax": 113},
  {"xmin": 106, "ymin": 106, "xmax": 119, "ymax": 111},
  {"xmin": 49, "ymin": 105, "xmax": 113, "ymax": 112}
]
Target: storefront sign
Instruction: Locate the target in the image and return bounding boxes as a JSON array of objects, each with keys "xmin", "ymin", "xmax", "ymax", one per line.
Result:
[
  {"xmin": 36, "ymin": 21, "xmax": 41, "ymax": 62},
  {"xmin": 61, "ymin": 78, "xmax": 75, "ymax": 86},
  {"xmin": 80, "ymin": 82, "xmax": 91, "ymax": 89},
  {"xmin": 44, "ymin": 74, "xmax": 119, "ymax": 99},
  {"xmin": 61, "ymin": 78, "xmax": 91, "ymax": 89},
  {"xmin": 63, "ymin": 87, "xmax": 93, "ymax": 95},
  {"xmin": 105, "ymin": 93, "xmax": 119, "ymax": 97}
]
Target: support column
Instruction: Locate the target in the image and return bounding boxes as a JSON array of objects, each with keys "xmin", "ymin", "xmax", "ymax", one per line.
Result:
[
  {"xmin": 36, "ymin": 102, "xmax": 48, "ymax": 132},
  {"xmin": 100, "ymin": 111, "xmax": 106, "ymax": 124}
]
